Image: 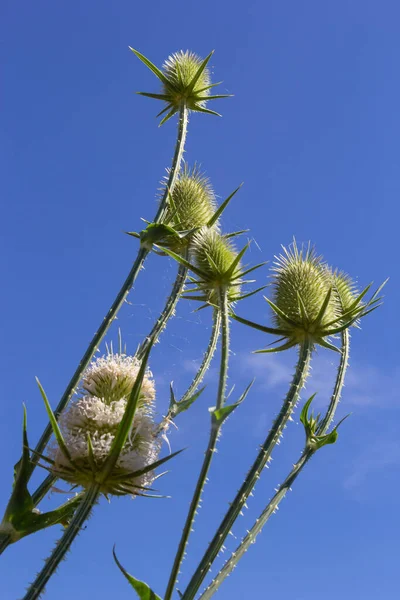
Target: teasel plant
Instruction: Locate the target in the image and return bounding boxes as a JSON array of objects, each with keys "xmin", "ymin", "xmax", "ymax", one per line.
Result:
[{"xmin": 0, "ymin": 45, "xmax": 387, "ymax": 600}]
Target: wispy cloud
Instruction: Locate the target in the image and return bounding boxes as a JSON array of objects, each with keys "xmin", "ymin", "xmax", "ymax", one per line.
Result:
[
  {"xmin": 343, "ymin": 439, "xmax": 400, "ymax": 489},
  {"xmin": 236, "ymin": 351, "xmax": 400, "ymax": 410}
]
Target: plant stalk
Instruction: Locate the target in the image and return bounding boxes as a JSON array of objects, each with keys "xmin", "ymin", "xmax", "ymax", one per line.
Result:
[
  {"xmin": 175, "ymin": 307, "xmax": 222, "ymax": 411},
  {"xmin": 199, "ymin": 331, "xmax": 349, "ymax": 599},
  {"xmin": 181, "ymin": 339, "xmax": 313, "ymax": 600},
  {"xmin": 164, "ymin": 289, "xmax": 229, "ymax": 600},
  {"xmin": 25, "ymin": 104, "xmax": 188, "ymax": 497},
  {"xmin": 23, "ymin": 483, "xmax": 101, "ymax": 600}
]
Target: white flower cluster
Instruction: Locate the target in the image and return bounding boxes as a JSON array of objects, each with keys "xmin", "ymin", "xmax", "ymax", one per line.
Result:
[{"xmin": 49, "ymin": 353, "xmax": 160, "ymax": 496}]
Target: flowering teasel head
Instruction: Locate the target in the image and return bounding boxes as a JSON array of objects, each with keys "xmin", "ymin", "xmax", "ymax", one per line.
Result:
[
  {"xmin": 232, "ymin": 240, "xmax": 384, "ymax": 353},
  {"xmin": 130, "ymin": 47, "xmax": 232, "ymax": 125},
  {"xmin": 39, "ymin": 347, "xmax": 181, "ymax": 498}
]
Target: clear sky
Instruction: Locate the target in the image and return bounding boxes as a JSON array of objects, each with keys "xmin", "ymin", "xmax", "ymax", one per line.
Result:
[{"xmin": 1, "ymin": 1, "xmax": 399, "ymax": 599}]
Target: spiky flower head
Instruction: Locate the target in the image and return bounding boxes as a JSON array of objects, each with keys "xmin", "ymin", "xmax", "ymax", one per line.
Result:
[
  {"xmin": 131, "ymin": 47, "xmax": 231, "ymax": 125},
  {"xmin": 270, "ymin": 242, "xmax": 338, "ymax": 341},
  {"xmin": 166, "ymin": 165, "xmax": 217, "ymax": 233},
  {"xmin": 232, "ymin": 240, "xmax": 384, "ymax": 353},
  {"xmin": 45, "ymin": 352, "xmax": 167, "ymax": 497},
  {"xmin": 180, "ymin": 228, "xmax": 251, "ymax": 306},
  {"xmin": 332, "ymin": 271, "xmax": 360, "ymax": 316},
  {"xmin": 50, "ymin": 396, "xmax": 160, "ymax": 496},
  {"xmin": 81, "ymin": 353, "xmax": 155, "ymax": 406},
  {"xmin": 130, "ymin": 172, "xmax": 241, "ymax": 256}
]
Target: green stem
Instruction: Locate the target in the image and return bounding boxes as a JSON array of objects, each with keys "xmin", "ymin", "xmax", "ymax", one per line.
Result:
[
  {"xmin": 317, "ymin": 328, "xmax": 349, "ymax": 434},
  {"xmin": 23, "ymin": 483, "xmax": 100, "ymax": 600},
  {"xmin": 181, "ymin": 340, "xmax": 313, "ymax": 600},
  {"xmin": 177, "ymin": 307, "xmax": 222, "ymax": 409},
  {"xmin": 25, "ymin": 104, "xmax": 188, "ymax": 499},
  {"xmin": 164, "ymin": 289, "xmax": 229, "ymax": 600},
  {"xmin": 199, "ymin": 331, "xmax": 349, "ymax": 599},
  {"xmin": 136, "ymin": 260, "xmax": 188, "ymax": 363},
  {"xmin": 0, "ymin": 532, "xmax": 11, "ymax": 555}
]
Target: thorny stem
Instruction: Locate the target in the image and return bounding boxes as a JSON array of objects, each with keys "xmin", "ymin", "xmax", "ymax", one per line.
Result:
[
  {"xmin": 23, "ymin": 483, "xmax": 101, "ymax": 600},
  {"xmin": 182, "ymin": 340, "xmax": 313, "ymax": 600},
  {"xmin": 136, "ymin": 258, "xmax": 188, "ymax": 363},
  {"xmin": 199, "ymin": 331, "xmax": 349, "ymax": 599},
  {"xmin": 164, "ymin": 289, "xmax": 229, "ymax": 600},
  {"xmin": 23, "ymin": 104, "xmax": 188, "ymax": 502},
  {"xmin": 176, "ymin": 308, "xmax": 222, "ymax": 410}
]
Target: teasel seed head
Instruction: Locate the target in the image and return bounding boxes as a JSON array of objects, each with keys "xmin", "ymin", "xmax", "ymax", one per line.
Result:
[
  {"xmin": 131, "ymin": 47, "xmax": 232, "ymax": 125},
  {"xmin": 232, "ymin": 240, "xmax": 384, "ymax": 353}
]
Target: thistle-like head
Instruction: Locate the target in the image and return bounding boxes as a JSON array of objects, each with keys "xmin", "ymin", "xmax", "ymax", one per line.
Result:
[
  {"xmin": 130, "ymin": 47, "xmax": 232, "ymax": 125},
  {"xmin": 42, "ymin": 351, "xmax": 178, "ymax": 498},
  {"xmin": 232, "ymin": 240, "xmax": 384, "ymax": 353}
]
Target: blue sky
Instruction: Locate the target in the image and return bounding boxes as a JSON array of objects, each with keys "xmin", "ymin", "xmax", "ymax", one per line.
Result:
[{"xmin": 1, "ymin": 1, "xmax": 399, "ymax": 598}]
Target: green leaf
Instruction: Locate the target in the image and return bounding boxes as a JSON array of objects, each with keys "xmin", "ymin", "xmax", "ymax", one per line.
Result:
[
  {"xmin": 224, "ymin": 243, "xmax": 249, "ymax": 279},
  {"xmin": 206, "ymin": 184, "xmax": 242, "ymax": 228},
  {"xmin": 129, "ymin": 47, "xmax": 171, "ymax": 89},
  {"xmin": 174, "ymin": 387, "xmax": 206, "ymax": 416},
  {"xmin": 192, "ymin": 106, "xmax": 222, "ymax": 117},
  {"xmin": 314, "ymin": 287, "xmax": 332, "ymax": 327},
  {"xmin": 36, "ymin": 378, "xmax": 74, "ymax": 464},
  {"xmin": 113, "ymin": 547, "xmax": 162, "ymax": 600},
  {"xmin": 113, "ymin": 449, "xmax": 185, "ymax": 481},
  {"xmin": 159, "ymin": 106, "xmax": 179, "ymax": 127},
  {"xmin": 157, "ymin": 246, "xmax": 206, "ymax": 278},
  {"xmin": 254, "ymin": 339, "xmax": 297, "ymax": 354},
  {"xmin": 264, "ymin": 297, "xmax": 298, "ymax": 327},
  {"xmin": 4, "ymin": 405, "xmax": 33, "ymax": 523},
  {"xmin": 234, "ymin": 262, "xmax": 268, "ymax": 281},
  {"xmin": 230, "ymin": 313, "xmax": 287, "ymax": 336},
  {"xmin": 195, "ymin": 94, "xmax": 233, "ymax": 100},
  {"xmin": 231, "ymin": 285, "xmax": 268, "ymax": 302},
  {"xmin": 187, "ymin": 50, "xmax": 214, "ymax": 95},
  {"xmin": 136, "ymin": 92, "xmax": 170, "ymax": 101},
  {"xmin": 16, "ymin": 494, "xmax": 83, "ymax": 538},
  {"xmin": 211, "ymin": 381, "xmax": 253, "ymax": 426}
]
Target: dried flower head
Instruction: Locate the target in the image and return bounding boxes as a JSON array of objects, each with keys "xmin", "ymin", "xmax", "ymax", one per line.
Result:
[
  {"xmin": 130, "ymin": 47, "xmax": 231, "ymax": 125},
  {"xmin": 232, "ymin": 240, "xmax": 382, "ymax": 353}
]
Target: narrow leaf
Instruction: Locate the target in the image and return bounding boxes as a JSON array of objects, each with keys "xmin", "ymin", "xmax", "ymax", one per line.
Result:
[
  {"xmin": 113, "ymin": 547, "xmax": 162, "ymax": 600},
  {"xmin": 207, "ymin": 184, "xmax": 242, "ymax": 228},
  {"xmin": 36, "ymin": 378, "xmax": 73, "ymax": 463},
  {"xmin": 129, "ymin": 47, "xmax": 171, "ymax": 88}
]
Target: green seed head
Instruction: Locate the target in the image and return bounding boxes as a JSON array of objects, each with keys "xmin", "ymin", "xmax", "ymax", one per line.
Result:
[
  {"xmin": 332, "ymin": 270, "xmax": 359, "ymax": 315},
  {"xmin": 162, "ymin": 51, "xmax": 211, "ymax": 109},
  {"xmin": 131, "ymin": 47, "xmax": 230, "ymax": 125},
  {"xmin": 191, "ymin": 228, "xmax": 242, "ymax": 303},
  {"xmin": 166, "ymin": 165, "xmax": 217, "ymax": 232},
  {"xmin": 271, "ymin": 241, "xmax": 339, "ymax": 342}
]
